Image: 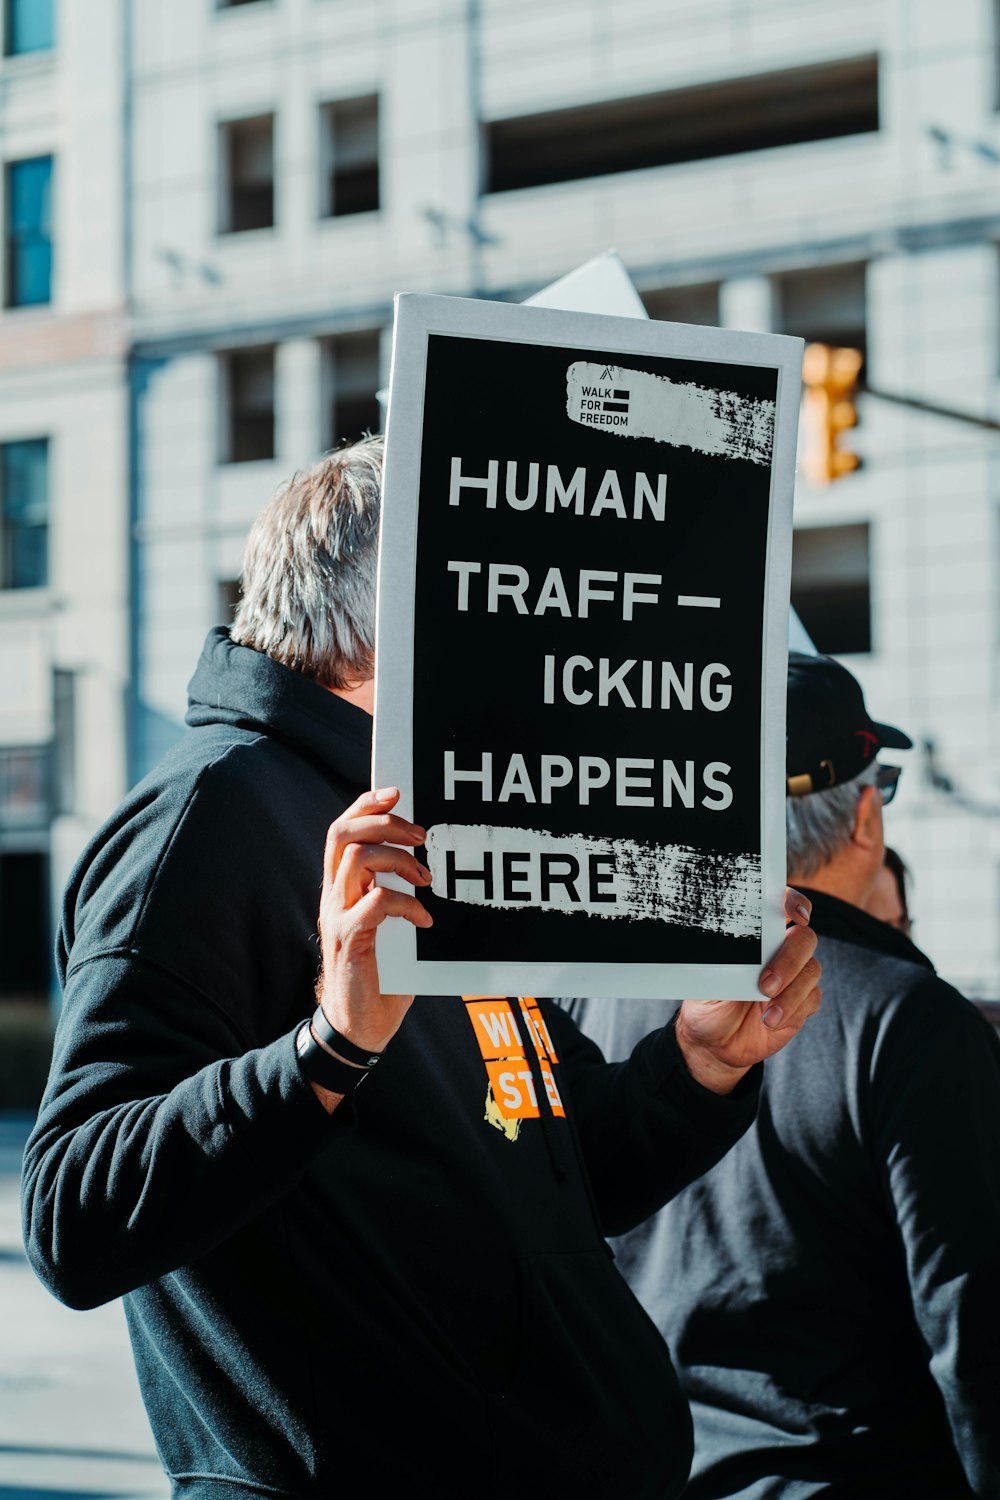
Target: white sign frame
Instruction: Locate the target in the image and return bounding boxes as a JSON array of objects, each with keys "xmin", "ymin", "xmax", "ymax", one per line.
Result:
[{"xmin": 373, "ymin": 292, "xmax": 802, "ymax": 999}]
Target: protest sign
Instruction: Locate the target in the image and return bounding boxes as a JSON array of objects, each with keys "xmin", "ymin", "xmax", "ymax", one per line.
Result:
[{"xmin": 373, "ymin": 293, "xmax": 802, "ymax": 998}]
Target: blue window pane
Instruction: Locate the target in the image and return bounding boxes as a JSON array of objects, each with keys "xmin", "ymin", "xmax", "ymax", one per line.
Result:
[
  {"xmin": 1, "ymin": 439, "xmax": 49, "ymax": 589},
  {"xmin": 8, "ymin": 156, "xmax": 52, "ymax": 231},
  {"xmin": 5, "ymin": 0, "xmax": 54, "ymax": 55},
  {"xmin": 5, "ymin": 156, "xmax": 52, "ymax": 306},
  {"xmin": 9, "ymin": 234, "xmax": 51, "ymax": 304}
]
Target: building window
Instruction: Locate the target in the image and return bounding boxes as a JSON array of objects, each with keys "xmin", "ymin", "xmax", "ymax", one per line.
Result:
[
  {"xmin": 324, "ymin": 332, "xmax": 381, "ymax": 447},
  {"xmin": 221, "ymin": 348, "xmax": 275, "ymax": 463},
  {"xmin": 0, "ymin": 847, "xmax": 49, "ymax": 1001},
  {"xmin": 779, "ymin": 263, "xmax": 866, "ymax": 484},
  {"xmin": 4, "ymin": 0, "xmax": 54, "ymax": 55},
  {"xmin": 321, "ymin": 97, "xmax": 379, "ymax": 217},
  {"xmin": 486, "ymin": 55, "xmax": 878, "ymax": 194},
  {"xmin": 218, "ymin": 578, "xmax": 241, "ymax": 622},
  {"xmin": 791, "ymin": 523, "xmax": 871, "ymax": 655},
  {"xmin": 52, "ymin": 669, "xmax": 75, "ymax": 816},
  {"xmin": 219, "ymin": 115, "xmax": 274, "ymax": 234},
  {"xmin": 0, "ymin": 438, "xmax": 49, "ymax": 589},
  {"xmin": 775, "ymin": 262, "xmax": 867, "ymax": 370},
  {"xmin": 0, "ymin": 746, "xmax": 52, "ymax": 1003},
  {"xmin": 217, "ymin": 0, "xmax": 266, "ymax": 7},
  {"xmin": 0, "ymin": 745, "xmax": 50, "ymax": 830},
  {"xmin": 642, "ymin": 283, "xmax": 721, "ymax": 327},
  {"xmin": 5, "ymin": 156, "xmax": 53, "ymax": 307}
]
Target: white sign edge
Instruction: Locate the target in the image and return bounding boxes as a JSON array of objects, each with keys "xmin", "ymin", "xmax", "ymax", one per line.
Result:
[{"xmin": 373, "ymin": 291, "xmax": 803, "ymax": 999}]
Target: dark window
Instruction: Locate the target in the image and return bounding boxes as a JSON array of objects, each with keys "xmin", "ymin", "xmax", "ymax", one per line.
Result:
[
  {"xmin": 321, "ymin": 97, "xmax": 379, "ymax": 217},
  {"xmin": 1, "ymin": 438, "xmax": 49, "ymax": 588},
  {"xmin": 325, "ymin": 332, "xmax": 381, "ymax": 446},
  {"xmin": 220, "ymin": 115, "xmax": 274, "ymax": 233},
  {"xmin": 217, "ymin": 0, "xmax": 266, "ymax": 7},
  {"xmin": 0, "ymin": 850, "xmax": 49, "ymax": 1000},
  {"xmin": 776, "ymin": 262, "xmax": 867, "ymax": 373},
  {"xmin": 643, "ymin": 283, "xmax": 720, "ymax": 327},
  {"xmin": 791, "ymin": 523, "xmax": 871, "ymax": 655},
  {"xmin": 218, "ymin": 578, "xmax": 241, "ymax": 622},
  {"xmin": 52, "ymin": 669, "xmax": 75, "ymax": 816},
  {"xmin": 5, "ymin": 156, "xmax": 53, "ymax": 306},
  {"xmin": 222, "ymin": 348, "xmax": 275, "ymax": 463},
  {"xmin": 4, "ymin": 0, "xmax": 54, "ymax": 55},
  {"xmin": 0, "ymin": 746, "xmax": 50, "ymax": 829},
  {"xmin": 486, "ymin": 55, "xmax": 879, "ymax": 194}
]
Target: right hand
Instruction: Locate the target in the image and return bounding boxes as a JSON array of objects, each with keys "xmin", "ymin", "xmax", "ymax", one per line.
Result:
[
  {"xmin": 676, "ymin": 889, "xmax": 820, "ymax": 1094},
  {"xmin": 315, "ymin": 787, "xmax": 431, "ymax": 1071}
]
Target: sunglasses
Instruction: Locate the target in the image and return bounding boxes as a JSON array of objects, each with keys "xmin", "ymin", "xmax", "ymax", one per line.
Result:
[{"xmin": 875, "ymin": 763, "xmax": 903, "ymax": 806}]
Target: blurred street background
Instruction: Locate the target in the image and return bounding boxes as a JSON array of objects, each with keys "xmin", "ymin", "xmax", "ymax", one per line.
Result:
[
  {"xmin": 2, "ymin": 0, "xmax": 1000, "ymax": 1489},
  {"xmin": 0, "ymin": 1116, "xmax": 167, "ymax": 1498}
]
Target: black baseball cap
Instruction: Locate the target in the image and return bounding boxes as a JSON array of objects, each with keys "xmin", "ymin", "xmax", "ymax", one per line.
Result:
[{"xmin": 786, "ymin": 651, "xmax": 912, "ymax": 796}]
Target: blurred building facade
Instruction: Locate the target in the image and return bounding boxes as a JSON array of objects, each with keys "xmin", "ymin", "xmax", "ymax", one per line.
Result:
[
  {"xmin": 0, "ymin": 0, "xmax": 127, "ymax": 1006},
  {"xmin": 2, "ymin": 0, "xmax": 998, "ymax": 1004}
]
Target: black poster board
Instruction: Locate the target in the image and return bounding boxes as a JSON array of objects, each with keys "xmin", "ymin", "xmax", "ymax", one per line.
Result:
[{"xmin": 374, "ymin": 295, "xmax": 802, "ymax": 999}]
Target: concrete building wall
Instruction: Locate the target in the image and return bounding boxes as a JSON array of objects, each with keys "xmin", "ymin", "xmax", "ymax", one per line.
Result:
[
  {"xmin": 0, "ymin": 1, "xmax": 128, "ymax": 1001},
  {"xmin": 127, "ymin": 0, "xmax": 1000, "ymax": 999}
]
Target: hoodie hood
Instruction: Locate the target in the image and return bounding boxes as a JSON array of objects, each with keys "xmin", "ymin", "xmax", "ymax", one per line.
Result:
[{"xmin": 185, "ymin": 627, "xmax": 372, "ymax": 788}]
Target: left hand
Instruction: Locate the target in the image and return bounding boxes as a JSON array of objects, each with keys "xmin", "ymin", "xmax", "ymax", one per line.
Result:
[{"xmin": 675, "ymin": 888, "xmax": 820, "ymax": 1094}]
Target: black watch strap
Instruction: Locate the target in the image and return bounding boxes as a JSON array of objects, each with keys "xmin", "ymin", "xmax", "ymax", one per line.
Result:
[
  {"xmin": 296, "ymin": 1022, "xmax": 369, "ymax": 1095},
  {"xmin": 310, "ymin": 1006, "xmax": 384, "ymax": 1069}
]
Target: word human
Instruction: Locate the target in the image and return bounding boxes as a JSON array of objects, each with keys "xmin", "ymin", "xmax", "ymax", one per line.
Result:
[
  {"xmin": 449, "ymin": 457, "xmax": 667, "ymax": 521},
  {"xmin": 444, "ymin": 751, "xmax": 734, "ymax": 810},
  {"xmin": 447, "ymin": 561, "xmax": 662, "ymax": 620}
]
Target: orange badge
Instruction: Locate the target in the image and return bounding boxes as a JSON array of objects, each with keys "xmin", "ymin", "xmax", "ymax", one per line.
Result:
[
  {"xmin": 540, "ymin": 1065, "xmax": 566, "ymax": 1118},
  {"xmin": 464, "ymin": 997, "xmax": 526, "ymax": 1061},
  {"xmin": 518, "ymin": 999, "xmax": 560, "ymax": 1065},
  {"xmin": 485, "ymin": 1059, "xmax": 541, "ymax": 1119}
]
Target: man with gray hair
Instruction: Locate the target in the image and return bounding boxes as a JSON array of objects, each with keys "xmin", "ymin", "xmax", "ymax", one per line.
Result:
[
  {"xmin": 22, "ymin": 438, "xmax": 822, "ymax": 1499},
  {"xmin": 231, "ymin": 433, "xmax": 381, "ymax": 700},
  {"xmin": 560, "ymin": 651, "xmax": 1000, "ymax": 1496}
]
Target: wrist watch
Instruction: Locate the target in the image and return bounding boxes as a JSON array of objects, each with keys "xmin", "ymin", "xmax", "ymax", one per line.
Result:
[{"xmin": 295, "ymin": 1021, "xmax": 369, "ymax": 1095}]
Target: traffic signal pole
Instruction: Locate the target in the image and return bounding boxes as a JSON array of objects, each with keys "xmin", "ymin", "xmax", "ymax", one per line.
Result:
[
  {"xmin": 801, "ymin": 343, "xmax": 864, "ymax": 484},
  {"xmin": 797, "ymin": 348, "xmax": 1000, "ymax": 836},
  {"xmin": 801, "ymin": 342, "xmax": 1000, "ymax": 485},
  {"xmin": 858, "ymin": 383, "xmax": 1000, "ymax": 433}
]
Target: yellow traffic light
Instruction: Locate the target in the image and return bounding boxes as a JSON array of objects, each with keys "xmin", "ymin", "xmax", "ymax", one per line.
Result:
[{"xmin": 801, "ymin": 342, "xmax": 863, "ymax": 485}]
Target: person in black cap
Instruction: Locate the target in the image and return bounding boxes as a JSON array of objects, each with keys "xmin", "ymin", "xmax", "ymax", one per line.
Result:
[
  {"xmin": 783, "ymin": 648, "xmax": 913, "ymax": 794},
  {"xmin": 558, "ymin": 651, "xmax": 1000, "ymax": 1497}
]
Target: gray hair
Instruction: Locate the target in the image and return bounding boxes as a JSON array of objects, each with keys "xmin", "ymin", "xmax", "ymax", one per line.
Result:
[
  {"xmin": 786, "ymin": 760, "xmax": 879, "ymax": 877},
  {"xmin": 231, "ymin": 435, "xmax": 382, "ymax": 688}
]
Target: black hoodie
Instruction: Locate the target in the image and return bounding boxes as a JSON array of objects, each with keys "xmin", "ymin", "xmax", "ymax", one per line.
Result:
[
  {"xmin": 561, "ymin": 891, "xmax": 1000, "ymax": 1496},
  {"xmin": 22, "ymin": 629, "xmax": 760, "ymax": 1500}
]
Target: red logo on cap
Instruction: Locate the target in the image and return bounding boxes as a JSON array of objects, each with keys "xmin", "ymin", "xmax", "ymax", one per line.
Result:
[{"xmin": 855, "ymin": 729, "xmax": 878, "ymax": 757}]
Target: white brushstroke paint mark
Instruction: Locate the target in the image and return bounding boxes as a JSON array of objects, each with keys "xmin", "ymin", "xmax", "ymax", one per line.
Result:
[
  {"xmin": 677, "ymin": 595, "xmax": 721, "ymax": 608},
  {"xmin": 566, "ymin": 361, "xmax": 775, "ymax": 466},
  {"xmin": 425, "ymin": 824, "xmax": 761, "ymax": 940}
]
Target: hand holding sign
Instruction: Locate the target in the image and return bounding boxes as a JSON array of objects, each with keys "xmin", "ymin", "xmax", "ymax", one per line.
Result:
[
  {"xmin": 674, "ymin": 890, "xmax": 820, "ymax": 1094},
  {"xmin": 310, "ymin": 790, "xmax": 431, "ymax": 1110}
]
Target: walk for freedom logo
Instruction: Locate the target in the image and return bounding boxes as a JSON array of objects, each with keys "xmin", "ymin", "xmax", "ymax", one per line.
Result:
[{"xmin": 566, "ymin": 361, "xmax": 775, "ymax": 466}]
